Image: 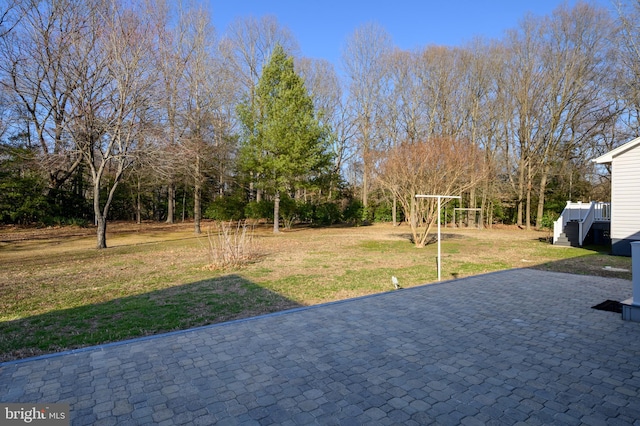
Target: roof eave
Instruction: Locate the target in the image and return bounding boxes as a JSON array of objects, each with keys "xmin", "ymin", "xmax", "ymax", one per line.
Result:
[
  {"xmin": 592, "ymin": 135, "xmax": 640, "ymax": 164},
  {"xmin": 592, "ymin": 153, "xmax": 612, "ymax": 164}
]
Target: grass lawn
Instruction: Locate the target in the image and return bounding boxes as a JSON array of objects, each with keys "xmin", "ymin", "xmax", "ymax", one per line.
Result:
[{"xmin": 0, "ymin": 221, "xmax": 632, "ymax": 362}]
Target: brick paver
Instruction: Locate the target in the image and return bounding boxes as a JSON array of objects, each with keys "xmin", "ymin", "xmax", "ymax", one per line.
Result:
[{"xmin": 2, "ymin": 269, "xmax": 640, "ymax": 424}]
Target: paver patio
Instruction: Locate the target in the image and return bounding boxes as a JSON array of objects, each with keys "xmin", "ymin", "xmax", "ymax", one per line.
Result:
[{"xmin": 1, "ymin": 269, "xmax": 640, "ymax": 425}]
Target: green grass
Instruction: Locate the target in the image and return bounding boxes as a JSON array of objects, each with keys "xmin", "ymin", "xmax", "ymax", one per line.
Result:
[
  {"xmin": 0, "ymin": 274, "xmax": 295, "ymax": 360},
  {"xmin": 358, "ymin": 240, "xmax": 414, "ymax": 252}
]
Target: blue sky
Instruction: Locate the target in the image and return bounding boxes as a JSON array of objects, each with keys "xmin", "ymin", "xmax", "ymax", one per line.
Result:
[{"xmin": 209, "ymin": 0, "xmax": 613, "ymax": 68}]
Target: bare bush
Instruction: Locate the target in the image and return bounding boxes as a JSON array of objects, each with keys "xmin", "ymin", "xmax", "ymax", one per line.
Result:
[
  {"xmin": 377, "ymin": 137, "xmax": 486, "ymax": 247},
  {"xmin": 204, "ymin": 221, "xmax": 257, "ymax": 269}
]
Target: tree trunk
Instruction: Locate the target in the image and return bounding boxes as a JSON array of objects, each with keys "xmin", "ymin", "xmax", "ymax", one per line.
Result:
[
  {"xmin": 526, "ymin": 162, "xmax": 533, "ymax": 230},
  {"xmin": 166, "ymin": 182, "xmax": 175, "ymax": 224},
  {"xmin": 536, "ymin": 165, "xmax": 550, "ymax": 229},
  {"xmin": 96, "ymin": 214, "xmax": 107, "ymax": 249},
  {"xmin": 517, "ymin": 162, "xmax": 525, "ymax": 227},
  {"xmin": 194, "ymin": 156, "xmax": 202, "ymax": 235},
  {"xmin": 517, "ymin": 200, "xmax": 523, "ymax": 227},
  {"xmin": 469, "ymin": 188, "xmax": 476, "ymax": 227},
  {"xmin": 94, "ymin": 181, "xmax": 107, "ymax": 249},
  {"xmin": 273, "ymin": 191, "xmax": 280, "ymax": 234},
  {"xmin": 362, "ymin": 168, "xmax": 368, "ymax": 209},
  {"xmin": 480, "ymin": 173, "xmax": 490, "ymax": 229},
  {"xmin": 392, "ymin": 194, "xmax": 397, "ymax": 226},
  {"xmin": 410, "ymin": 196, "xmax": 419, "ymax": 245},
  {"xmin": 362, "ymin": 141, "xmax": 370, "ymax": 213},
  {"xmin": 136, "ymin": 176, "xmax": 141, "ymax": 224},
  {"xmin": 526, "ymin": 187, "xmax": 531, "ymax": 230},
  {"xmin": 194, "ymin": 182, "xmax": 201, "ymax": 235},
  {"xmin": 480, "ymin": 189, "xmax": 487, "ymax": 230},
  {"xmin": 182, "ymin": 189, "xmax": 186, "ymax": 222}
]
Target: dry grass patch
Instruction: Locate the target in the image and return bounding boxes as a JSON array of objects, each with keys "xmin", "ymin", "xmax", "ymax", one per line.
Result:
[{"xmin": 0, "ymin": 221, "xmax": 631, "ymax": 362}]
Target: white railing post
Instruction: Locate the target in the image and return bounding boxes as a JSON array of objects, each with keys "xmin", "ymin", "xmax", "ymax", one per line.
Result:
[
  {"xmin": 553, "ymin": 201, "xmax": 571, "ymax": 244},
  {"xmin": 632, "ymin": 242, "xmax": 640, "ymax": 307},
  {"xmin": 579, "ymin": 221, "xmax": 583, "ymax": 246},
  {"xmin": 622, "ymin": 242, "xmax": 640, "ymax": 322},
  {"xmin": 579, "ymin": 202, "xmax": 596, "ymax": 246}
]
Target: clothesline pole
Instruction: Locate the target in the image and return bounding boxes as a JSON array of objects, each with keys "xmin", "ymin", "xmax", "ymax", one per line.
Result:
[{"xmin": 415, "ymin": 194, "xmax": 461, "ymax": 281}]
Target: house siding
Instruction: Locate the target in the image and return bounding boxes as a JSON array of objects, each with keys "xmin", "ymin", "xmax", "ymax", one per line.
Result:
[{"xmin": 611, "ymin": 145, "xmax": 640, "ymax": 255}]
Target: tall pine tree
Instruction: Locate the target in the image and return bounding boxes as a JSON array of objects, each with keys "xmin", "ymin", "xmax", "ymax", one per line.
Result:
[{"xmin": 238, "ymin": 45, "xmax": 331, "ymax": 233}]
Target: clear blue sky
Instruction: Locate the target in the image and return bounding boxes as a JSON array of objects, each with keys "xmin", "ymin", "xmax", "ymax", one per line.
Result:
[{"xmin": 209, "ymin": 0, "xmax": 613, "ymax": 68}]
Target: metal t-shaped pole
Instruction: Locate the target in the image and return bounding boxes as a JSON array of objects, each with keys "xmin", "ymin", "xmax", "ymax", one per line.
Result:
[{"xmin": 415, "ymin": 195, "xmax": 461, "ymax": 281}]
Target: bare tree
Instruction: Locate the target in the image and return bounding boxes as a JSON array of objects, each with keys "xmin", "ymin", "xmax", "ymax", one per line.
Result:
[
  {"xmin": 532, "ymin": 3, "xmax": 614, "ymax": 227},
  {"xmin": 146, "ymin": 0, "xmax": 192, "ymax": 224},
  {"xmin": 181, "ymin": 6, "xmax": 237, "ymax": 235},
  {"xmin": 377, "ymin": 137, "xmax": 485, "ymax": 247},
  {"xmin": 499, "ymin": 4, "xmax": 615, "ymax": 229},
  {"xmin": 219, "ymin": 15, "xmax": 299, "ymax": 100},
  {"xmin": 0, "ymin": 0, "xmax": 22, "ymax": 38},
  {"xmin": 475, "ymin": 41, "xmax": 511, "ymax": 228},
  {"xmin": 0, "ymin": 0, "xmax": 85, "ymax": 191},
  {"xmin": 183, "ymin": 9, "xmax": 210, "ymax": 235},
  {"xmin": 297, "ymin": 57, "xmax": 354, "ymax": 197},
  {"xmin": 342, "ymin": 22, "xmax": 393, "ymax": 213},
  {"xmin": 501, "ymin": 14, "xmax": 548, "ymax": 229},
  {"xmin": 384, "ymin": 48, "xmax": 427, "ymax": 145},
  {"xmin": 613, "ymin": 0, "xmax": 640, "ymax": 138},
  {"xmin": 68, "ymin": 0, "xmax": 155, "ymax": 248}
]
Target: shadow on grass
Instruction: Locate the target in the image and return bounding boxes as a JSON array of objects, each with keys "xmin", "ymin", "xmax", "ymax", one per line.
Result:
[
  {"xmin": 397, "ymin": 232, "xmax": 467, "ymax": 245},
  {"xmin": 434, "ymin": 236, "xmax": 632, "ymax": 283},
  {"xmin": 529, "ymin": 243, "xmax": 632, "ymax": 281},
  {"xmin": 278, "ymin": 222, "xmax": 374, "ymax": 232},
  {"xmin": 0, "ymin": 274, "xmax": 301, "ymax": 363}
]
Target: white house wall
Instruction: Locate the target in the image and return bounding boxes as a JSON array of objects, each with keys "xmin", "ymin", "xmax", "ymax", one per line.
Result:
[{"xmin": 611, "ymin": 145, "xmax": 640, "ymax": 255}]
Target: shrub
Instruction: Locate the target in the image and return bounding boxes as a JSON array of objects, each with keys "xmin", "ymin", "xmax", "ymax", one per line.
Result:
[
  {"xmin": 296, "ymin": 201, "xmax": 314, "ymax": 223},
  {"xmin": 539, "ymin": 211, "xmax": 559, "ymax": 230},
  {"xmin": 244, "ymin": 200, "xmax": 274, "ymax": 220},
  {"xmin": 279, "ymin": 194, "xmax": 298, "ymax": 229},
  {"xmin": 0, "ymin": 173, "xmax": 48, "ymax": 224},
  {"xmin": 41, "ymin": 217, "xmax": 90, "ymax": 227},
  {"xmin": 372, "ymin": 202, "xmax": 394, "ymax": 223},
  {"xmin": 204, "ymin": 221, "xmax": 257, "ymax": 270},
  {"xmin": 313, "ymin": 202, "xmax": 341, "ymax": 225},
  {"xmin": 204, "ymin": 196, "xmax": 246, "ymax": 221},
  {"xmin": 342, "ymin": 198, "xmax": 364, "ymax": 224}
]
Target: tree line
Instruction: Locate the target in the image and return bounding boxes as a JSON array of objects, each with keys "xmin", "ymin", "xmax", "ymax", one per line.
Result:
[{"xmin": 0, "ymin": 0, "xmax": 638, "ymax": 248}]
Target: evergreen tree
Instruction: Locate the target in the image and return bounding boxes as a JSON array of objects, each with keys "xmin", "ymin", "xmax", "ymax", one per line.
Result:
[{"xmin": 238, "ymin": 44, "xmax": 331, "ymax": 233}]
